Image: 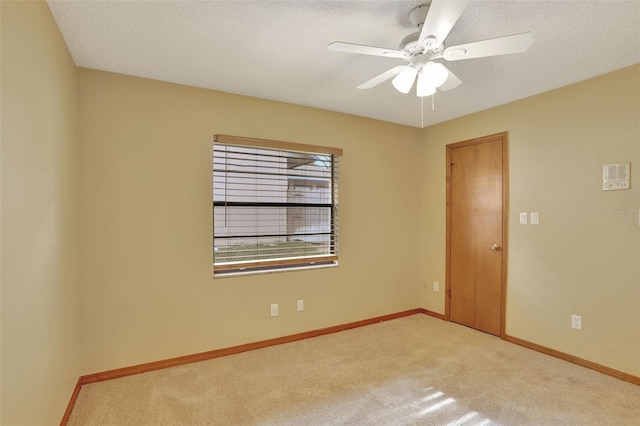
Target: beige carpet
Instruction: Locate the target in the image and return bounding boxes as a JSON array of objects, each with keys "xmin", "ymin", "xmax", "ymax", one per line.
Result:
[{"xmin": 68, "ymin": 314, "xmax": 640, "ymax": 425}]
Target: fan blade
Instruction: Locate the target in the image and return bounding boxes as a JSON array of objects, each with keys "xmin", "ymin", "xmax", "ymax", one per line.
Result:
[
  {"xmin": 443, "ymin": 32, "xmax": 534, "ymax": 61},
  {"xmin": 329, "ymin": 42, "xmax": 408, "ymax": 60},
  {"xmin": 357, "ymin": 65, "xmax": 407, "ymax": 89},
  {"xmin": 438, "ymin": 65, "xmax": 463, "ymax": 91},
  {"xmin": 419, "ymin": 0, "xmax": 469, "ymax": 48}
]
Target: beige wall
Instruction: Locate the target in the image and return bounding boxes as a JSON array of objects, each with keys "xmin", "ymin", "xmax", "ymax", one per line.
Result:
[
  {"xmin": 418, "ymin": 65, "xmax": 640, "ymax": 376},
  {"xmin": 1, "ymin": 3, "xmax": 639, "ymax": 422},
  {"xmin": 0, "ymin": 1, "xmax": 81, "ymax": 424},
  {"xmin": 77, "ymin": 69, "xmax": 422, "ymax": 373}
]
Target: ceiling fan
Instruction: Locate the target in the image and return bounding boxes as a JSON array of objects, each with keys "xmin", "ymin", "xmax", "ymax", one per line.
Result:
[{"xmin": 329, "ymin": 1, "xmax": 534, "ymax": 97}]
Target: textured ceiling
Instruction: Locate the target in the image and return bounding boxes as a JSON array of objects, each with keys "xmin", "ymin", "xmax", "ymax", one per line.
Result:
[{"xmin": 47, "ymin": 0, "xmax": 640, "ymax": 128}]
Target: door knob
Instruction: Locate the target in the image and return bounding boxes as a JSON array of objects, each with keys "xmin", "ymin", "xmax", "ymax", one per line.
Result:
[{"xmin": 490, "ymin": 243, "xmax": 502, "ymax": 252}]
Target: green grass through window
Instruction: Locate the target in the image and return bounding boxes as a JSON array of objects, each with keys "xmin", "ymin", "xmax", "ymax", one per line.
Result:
[{"xmin": 214, "ymin": 240, "xmax": 329, "ymax": 264}]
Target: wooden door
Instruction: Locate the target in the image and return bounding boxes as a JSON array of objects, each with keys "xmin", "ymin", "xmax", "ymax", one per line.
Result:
[{"xmin": 446, "ymin": 133, "xmax": 508, "ymax": 337}]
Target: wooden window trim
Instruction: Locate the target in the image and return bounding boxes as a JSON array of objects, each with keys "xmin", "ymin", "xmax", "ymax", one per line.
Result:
[
  {"xmin": 214, "ymin": 134, "xmax": 343, "ymax": 157},
  {"xmin": 213, "ymin": 135, "xmax": 341, "ymax": 276},
  {"xmin": 214, "ymin": 255, "xmax": 338, "ymax": 273}
]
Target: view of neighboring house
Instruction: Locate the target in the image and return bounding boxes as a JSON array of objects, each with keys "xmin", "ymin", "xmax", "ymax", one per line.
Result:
[{"xmin": 213, "ymin": 145, "xmax": 335, "ymax": 263}]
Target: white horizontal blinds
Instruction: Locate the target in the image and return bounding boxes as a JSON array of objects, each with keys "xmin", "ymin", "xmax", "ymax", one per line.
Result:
[{"xmin": 213, "ymin": 135, "xmax": 341, "ymax": 274}]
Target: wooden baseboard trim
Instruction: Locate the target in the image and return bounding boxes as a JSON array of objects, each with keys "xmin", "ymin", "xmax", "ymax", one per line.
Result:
[
  {"xmin": 417, "ymin": 312, "xmax": 639, "ymax": 386},
  {"xmin": 79, "ymin": 308, "xmax": 423, "ymax": 386},
  {"xmin": 503, "ymin": 334, "xmax": 640, "ymax": 386},
  {"xmin": 60, "ymin": 308, "xmax": 421, "ymax": 424},
  {"xmin": 61, "ymin": 309, "xmax": 637, "ymax": 424},
  {"xmin": 418, "ymin": 308, "xmax": 447, "ymax": 320},
  {"xmin": 59, "ymin": 378, "xmax": 82, "ymax": 426}
]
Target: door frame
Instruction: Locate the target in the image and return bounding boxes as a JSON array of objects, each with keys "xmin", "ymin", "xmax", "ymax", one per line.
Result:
[{"xmin": 445, "ymin": 132, "xmax": 509, "ymax": 338}]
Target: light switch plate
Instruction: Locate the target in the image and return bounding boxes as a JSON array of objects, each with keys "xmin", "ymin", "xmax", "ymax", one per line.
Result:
[
  {"xmin": 519, "ymin": 212, "xmax": 528, "ymax": 225},
  {"xmin": 530, "ymin": 212, "xmax": 539, "ymax": 225}
]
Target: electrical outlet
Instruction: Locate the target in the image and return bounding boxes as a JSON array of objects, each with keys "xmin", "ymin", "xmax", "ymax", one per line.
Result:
[
  {"xmin": 433, "ymin": 282, "xmax": 440, "ymax": 292},
  {"xmin": 297, "ymin": 299, "xmax": 304, "ymax": 312},
  {"xmin": 571, "ymin": 314, "xmax": 582, "ymax": 330},
  {"xmin": 270, "ymin": 303, "xmax": 278, "ymax": 317}
]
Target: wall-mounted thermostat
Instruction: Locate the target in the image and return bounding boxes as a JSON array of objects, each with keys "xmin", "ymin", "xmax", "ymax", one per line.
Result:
[{"xmin": 603, "ymin": 162, "xmax": 630, "ymax": 191}]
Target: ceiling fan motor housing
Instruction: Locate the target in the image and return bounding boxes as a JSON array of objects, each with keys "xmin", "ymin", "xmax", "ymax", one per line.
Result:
[
  {"xmin": 399, "ymin": 32, "xmax": 422, "ymax": 54},
  {"xmin": 400, "ymin": 32, "xmax": 444, "ymax": 57},
  {"xmin": 402, "ymin": 4, "xmax": 443, "ymax": 57}
]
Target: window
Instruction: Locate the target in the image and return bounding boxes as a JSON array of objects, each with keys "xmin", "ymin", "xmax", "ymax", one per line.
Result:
[{"xmin": 213, "ymin": 135, "xmax": 342, "ymax": 275}]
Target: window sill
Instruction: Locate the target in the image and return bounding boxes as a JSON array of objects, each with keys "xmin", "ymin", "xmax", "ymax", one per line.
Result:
[{"xmin": 213, "ymin": 261, "xmax": 338, "ymax": 279}]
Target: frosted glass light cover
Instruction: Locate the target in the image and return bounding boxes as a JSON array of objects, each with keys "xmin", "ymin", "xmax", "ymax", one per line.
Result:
[
  {"xmin": 417, "ymin": 70, "xmax": 436, "ymax": 97},
  {"xmin": 392, "ymin": 67, "xmax": 418, "ymax": 94},
  {"xmin": 422, "ymin": 62, "xmax": 449, "ymax": 88}
]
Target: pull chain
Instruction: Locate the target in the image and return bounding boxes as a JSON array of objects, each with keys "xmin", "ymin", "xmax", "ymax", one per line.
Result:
[{"xmin": 420, "ymin": 94, "xmax": 437, "ymax": 128}]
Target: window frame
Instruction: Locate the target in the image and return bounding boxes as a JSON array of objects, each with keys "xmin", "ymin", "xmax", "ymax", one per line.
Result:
[{"xmin": 213, "ymin": 134, "xmax": 342, "ymax": 276}]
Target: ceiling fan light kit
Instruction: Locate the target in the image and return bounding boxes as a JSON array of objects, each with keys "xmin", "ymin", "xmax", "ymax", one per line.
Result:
[
  {"xmin": 392, "ymin": 67, "xmax": 418, "ymax": 94},
  {"xmin": 417, "ymin": 72, "xmax": 437, "ymax": 97},
  {"xmin": 329, "ymin": 1, "xmax": 534, "ymax": 99},
  {"xmin": 422, "ymin": 62, "xmax": 448, "ymax": 87}
]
